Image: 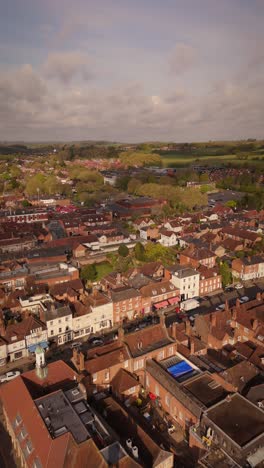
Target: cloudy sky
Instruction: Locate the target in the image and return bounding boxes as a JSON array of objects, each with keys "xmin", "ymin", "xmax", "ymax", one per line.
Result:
[{"xmin": 0, "ymin": 0, "xmax": 263, "ymax": 142}]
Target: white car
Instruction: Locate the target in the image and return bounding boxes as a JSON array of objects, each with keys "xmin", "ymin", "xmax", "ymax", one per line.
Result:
[
  {"xmin": 235, "ymin": 283, "xmax": 243, "ymax": 289},
  {"xmin": 240, "ymin": 296, "xmax": 249, "ymax": 303},
  {"xmin": 216, "ymin": 304, "xmax": 225, "ymax": 311},
  {"xmin": 0, "ymin": 370, "xmax": 21, "ymax": 383}
]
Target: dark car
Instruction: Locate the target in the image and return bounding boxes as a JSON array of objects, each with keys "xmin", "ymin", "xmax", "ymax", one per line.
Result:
[{"xmin": 88, "ymin": 336, "xmax": 104, "ymax": 346}]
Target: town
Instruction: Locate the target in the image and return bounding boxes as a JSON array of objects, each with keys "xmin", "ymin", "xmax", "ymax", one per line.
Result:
[{"xmin": 0, "ymin": 141, "xmax": 263, "ymax": 468}]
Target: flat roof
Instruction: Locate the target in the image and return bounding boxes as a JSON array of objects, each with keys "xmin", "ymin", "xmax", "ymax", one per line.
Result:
[
  {"xmin": 35, "ymin": 390, "xmax": 89, "ymax": 444},
  {"xmin": 205, "ymin": 394, "xmax": 264, "ymax": 447},
  {"xmin": 183, "ymin": 373, "xmax": 227, "ymax": 408}
]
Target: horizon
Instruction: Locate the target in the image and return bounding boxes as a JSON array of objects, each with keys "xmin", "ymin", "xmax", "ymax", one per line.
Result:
[{"xmin": 1, "ymin": 0, "xmax": 263, "ymax": 142}]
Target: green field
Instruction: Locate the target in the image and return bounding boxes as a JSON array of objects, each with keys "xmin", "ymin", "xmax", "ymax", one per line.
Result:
[{"xmin": 160, "ymin": 151, "xmax": 264, "ymax": 168}]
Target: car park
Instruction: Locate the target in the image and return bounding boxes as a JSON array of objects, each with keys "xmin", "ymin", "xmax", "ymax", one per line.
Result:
[{"xmin": 0, "ymin": 371, "xmax": 21, "ymax": 383}]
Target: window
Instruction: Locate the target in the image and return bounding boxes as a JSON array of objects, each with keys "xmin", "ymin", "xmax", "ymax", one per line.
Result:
[
  {"xmin": 26, "ymin": 440, "xmax": 33, "ymax": 454},
  {"xmin": 15, "ymin": 414, "xmax": 22, "ymax": 427},
  {"xmin": 138, "ymin": 359, "xmax": 144, "ymax": 369},
  {"xmin": 105, "ymin": 371, "xmax": 109, "ymax": 381},
  {"xmin": 124, "ymin": 360, "xmax": 129, "ymax": 368},
  {"xmin": 165, "ymin": 394, "xmax": 170, "ymax": 407},
  {"xmin": 129, "ymin": 386, "xmax": 136, "ymax": 394},
  {"xmin": 155, "ymin": 385, "xmax": 159, "ymax": 397},
  {"xmin": 158, "ymin": 350, "xmax": 164, "ymax": 360},
  {"xmin": 33, "ymin": 457, "xmax": 42, "ymax": 468},
  {"xmin": 168, "ymin": 346, "xmax": 174, "ymax": 356},
  {"xmin": 146, "ymin": 375, "xmax": 149, "ymax": 387},
  {"xmin": 58, "ymin": 328, "xmax": 62, "ymax": 333},
  {"xmin": 50, "ymin": 330, "xmax": 54, "ymax": 336},
  {"xmin": 93, "ymin": 373, "xmax": 97, "ymax": 382},
  {"xmin": 20, "ymin": 426, "xmax": 28, "ymax": 440},
  {"xmin": 50, "ymin": 321, "xmax": 53, "ymax": 326},
  {"xmin": 134, "ymin": 361, "xmax": 138, "ymax": 371}
]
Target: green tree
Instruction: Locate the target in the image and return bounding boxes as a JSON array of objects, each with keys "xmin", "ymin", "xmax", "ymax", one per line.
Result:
[
  {"xmin": 118, "ymin": 243, "xmax": 129, "ymax": 257},
  {"xmin": 80, "ymin": 264, "xmax": 97, "ymax": 281},
  {"xmin": 134, "ymin": 242, "xmax": 146, "ymax": 261},
  {"xmin": 219, "ymin": 261, "xmax": 232, "ymax": 288},
  {"xmin": 127, "ymin": 178, "xmax": 141, "ymax": 194}
]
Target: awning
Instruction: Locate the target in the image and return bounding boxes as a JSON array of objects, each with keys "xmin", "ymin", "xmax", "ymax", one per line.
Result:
[
  {"xmin": 28, "ymin": 341, "xmax": 49, "ymax": 353},
  {"xmin": 148, "ymin": 392, "xmax": 157, "ymax": 400},
  {"xmin": 168, "ymin": 296, "xmax": 180, "ymax": 305},
  {"xmin": 154, "ymin": 300, "xmax": 169, "ymax": 309}
]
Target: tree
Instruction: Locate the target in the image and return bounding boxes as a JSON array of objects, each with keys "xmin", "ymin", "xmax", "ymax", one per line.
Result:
[
  {"xmin": 134, "ymin": 242, "xmax": 146, "ymax": 261},
  {"xmin": 118, "ymin": 243, "xmax": 129, "ymax": 257},
  {"xmin": 127, "ymin": 178, "xmax": 141, "ymax": 194},
  {"xmin": 80, "ymin": 264, "xmax": 97, "ymax": 282},
  {"xmin": 219, "ymin": 261, "xmax": 232, "ymax": 288}
]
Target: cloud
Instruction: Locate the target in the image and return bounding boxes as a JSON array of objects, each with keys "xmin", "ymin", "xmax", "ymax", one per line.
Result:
[
  {"xmin": 42, "ymin": 51, "xmax": 93, "ymax": 83},
  {"xmin": 169, "ymin": 43, "xmax": 197, "ymax": 75},
  {"xmin": 0, "ymin": 64, "xmax": 46, "ymax": 103}
]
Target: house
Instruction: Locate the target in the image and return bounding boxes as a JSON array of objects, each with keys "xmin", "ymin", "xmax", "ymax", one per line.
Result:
[
  {"xmin": 221, "ymin": 227, "xmax": 262, "ymax": 248},
  {"xmin": 111, "ymin": 286, "xmax": 142, "ymax": 323},
  {"xmin": 132, "ymin": 217, "xmax": 154, "ymax": 230},
  {"xmin": 164, "ymin": 219, "xmax": 183, "ymax": 233},
  {"xmin": 180, "ymin": 246, "xmax": 217, "ymax": 269},
  {"xmin": 139, "ymin": 280, "xmax": 180, "ymax": 312},
  {"xmin": 1, "ymin": 316, "xmax": 48, "ymax": 363},
  {"xmin": 232, "ymin": 256, "xmax": 264, "ymax": 281},
  {"xmin": 39, "ymin": 304, "xmax": 73, "ymax": 345},
  {"xmin": 139, "ymin": 225, "xmax": 160, "ymax": 241},
  {"xmin": 198, "ymin": 266, "xmax": 222, "ymax": 296},
  {"xmin": 139, "ymin": 261, "xmax": 165, "ymax": 279},
  {"xmin": 111, "ymin": 368, "xmax": 141, "ymax": 401},
  {"xmin": 167, "ymin": 264, "xmax": 200, "ymax": 301},
  {"xmin": 146, "ymin": 361, "xmax": 227, "ymax": 432},
  {"xmin": 196, "ymin": 394, "xmax": 264, "ymax": 467},
  {"xmin": 159, "ymin": 230, "xmax": 178, "ymax": 246},
  {"xmin": 49, "ymin": 279, "xmax": 84, "ymax": 302}
]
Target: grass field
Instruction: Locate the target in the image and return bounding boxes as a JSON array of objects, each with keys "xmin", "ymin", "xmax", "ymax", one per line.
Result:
[{"xmin": 160, "ymin": 151, "xmax": 264, "ymax": 168}]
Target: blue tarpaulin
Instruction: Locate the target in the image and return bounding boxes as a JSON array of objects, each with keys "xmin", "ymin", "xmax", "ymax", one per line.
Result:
[{"xmin": 167, "ymin": 360, "xmax": 193, "ymax": 379}]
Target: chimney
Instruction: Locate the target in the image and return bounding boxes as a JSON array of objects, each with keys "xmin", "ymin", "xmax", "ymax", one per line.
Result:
[
  {"xmin": 211, "ymin": 313, "xmax": 217, "ymax": 327},
  {"xmin": 119, "ymin": 350, "xmax": 124, "ymax": 362},
  {"xmin": 72, "ymin": 347, "xmax": 78, "ymax": 361},
  {"xmin": 118, "ymin": 326, "xmax": 124, "ymax": 342},
  {"xmin": 185, "ymin": 319, "xmax": 191, "ymax": 336},
  {"xmin": 79, "ymin": 352, "xmax": 85, "ymax": 372},
  {"xmin": 170, "ymin": 322, "xmax": 177, "ymax": 340},
  {"xmin": 159, "ymin": 312, "xmax": 165, "ymax": 328},
  {"xmin": 0, "ymin": 317, "xmax": 6, "ymax": 336},
  {"xmin": 190, "ymin": 338, "xmax": 195, "ymax": 355}
]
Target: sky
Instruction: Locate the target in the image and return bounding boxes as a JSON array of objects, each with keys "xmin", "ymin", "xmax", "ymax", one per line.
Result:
[{"xmin": 0, "ymin": 0, "xmax": 263, "ymax": 142}]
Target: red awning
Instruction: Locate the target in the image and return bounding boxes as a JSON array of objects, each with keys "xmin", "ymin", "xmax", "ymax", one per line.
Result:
[
  {"xmin": 154, "ymin": 300, "xmax": 169, "ymax": 309},
  {"xmin": 149, "ymin": 392, "xmax": 156, "ymax": 400},
  {"xmin": 168, "ymin": 296, "xmax": 180, "ymax": 305}
]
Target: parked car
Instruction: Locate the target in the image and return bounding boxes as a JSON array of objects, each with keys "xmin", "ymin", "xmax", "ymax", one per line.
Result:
[
  {"xmin": 235, "ymin": 283, "xmax": 243, "ymax": 289},
  {"xmin": 216, "ymin": 304, "xmax": 225, "ymax": 311},
  {"xmin": 88, "ymin": 337, "xmax": 104, "ymax": 346},
  {"xmin": 225, "ymin": 286, "xmax": 234, "ymax": 292},
  {"xmin": 240, "ymin": 296, "xmax": 249, "ymax": 303},
  {"xmin": 71, "ymin": 342, "xmax": 82, "ymax": 349},
  {"xmin": 0, "ymin": 371, "xmax": 21, "ymax": 383}
]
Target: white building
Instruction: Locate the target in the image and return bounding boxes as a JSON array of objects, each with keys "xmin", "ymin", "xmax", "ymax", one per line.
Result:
[
  {"xmin": 72, "ymin": 294, "xmax": 113, "ymax": 339},
  {"xmin": 0, "ymin": 338, "xmax": 7, "ymax": 366},
  {"xmin": 169, "ymin": 265, "xmax": 200, "ymax": 300},
  {"xmin": 159, "ymin": 230, "xmax": 178, "ymax": 247},
  {"xmin": 19, "ymin": 294, "xmax": 53, "ymax": 316},
  {"xmin": 41, "ymin": 305, "xmax": 73, "ymax": 345}
]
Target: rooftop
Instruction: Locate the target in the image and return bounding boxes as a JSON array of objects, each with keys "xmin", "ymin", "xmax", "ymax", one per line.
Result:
[
  {"xmin": 183, "ymin": 373, "xmax": 227, "ymax": 408},
  {"xmin": 204, "ymin": 393, "xmax": 264, "ymax": 447}
]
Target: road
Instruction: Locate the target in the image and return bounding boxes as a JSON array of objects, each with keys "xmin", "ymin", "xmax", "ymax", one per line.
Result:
[{"xmin": 165, "ymin": 280, "xmax": 264, "ymax": 328}]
